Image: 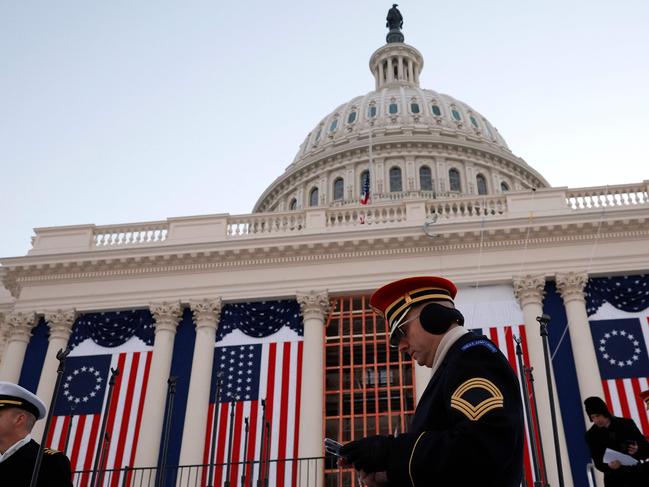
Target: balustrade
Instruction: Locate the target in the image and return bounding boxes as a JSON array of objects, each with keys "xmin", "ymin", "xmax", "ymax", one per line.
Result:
[{"xmin": 567, "ymin": 183, "xmax": 648, "ymax": 209}]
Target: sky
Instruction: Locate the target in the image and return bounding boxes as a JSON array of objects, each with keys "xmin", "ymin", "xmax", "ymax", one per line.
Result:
[{"xmin": 2, "ymin": 0, "xmax": 648, "ymax": 258}]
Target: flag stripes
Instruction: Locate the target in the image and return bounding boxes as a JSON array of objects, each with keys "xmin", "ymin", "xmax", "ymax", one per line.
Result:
[
  {"xmin": 46, "ymin": 351, "xmax": 152, "ymax": 487},
  {"xmin": 473, "ymin": 324, "xmax": 542, "ymax": 487},
  {"xmin": 203, "ymin": 340, "xmax": 303, "ymax": 487}
]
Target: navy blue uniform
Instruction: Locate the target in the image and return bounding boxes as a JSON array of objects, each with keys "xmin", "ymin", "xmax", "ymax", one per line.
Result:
[
  {"xmin": 386, "ymin": 333, "xmax": 524, "ymax": 486},
  {"xmin": 0, "ymin": 439, "xmax": 72, "ymax": 487}
]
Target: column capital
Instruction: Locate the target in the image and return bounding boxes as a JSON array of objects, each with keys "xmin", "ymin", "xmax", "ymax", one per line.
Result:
[
  {"xmin": 556, "ymin": 272, "xmax": 589, "ymax": 304},
  {"xmin": 189, "ymin": 298, "xmax": 222, "ymax": 330},
  {"xmin": 512, "ymin": 275, "xmax": 546, "ymax": 307},
  {"xmin": 150, "ymin": 301, "xmax": 183, "ymax": 333},
  {"xmin": 7, "ymin": 312, "xmax": 36, "ymax": 343},
  {"xmin": 43, "ymin": 309, "xmax": 76, "ymax": 341},
  {"xmin": 297, "ymin": 291, "xmax": 331, "ymax": 321}
]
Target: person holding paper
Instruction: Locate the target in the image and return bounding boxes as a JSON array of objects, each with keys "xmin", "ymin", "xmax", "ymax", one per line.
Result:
[{"xmin": 584, "ymin": 396, "xmax": 649, "ymax": 487}]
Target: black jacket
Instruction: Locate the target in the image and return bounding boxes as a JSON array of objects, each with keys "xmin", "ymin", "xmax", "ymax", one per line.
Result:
[
  {"xmin": 0, "ymin": 439, "xmax": 72, "ymax": 487},
  {"xmin": 585, "ymin": 416, "xmax": 649, "ymax": 487},
  {"xmin": 386, "ymin": 332, "xmax": 524, "ymax": 487}
]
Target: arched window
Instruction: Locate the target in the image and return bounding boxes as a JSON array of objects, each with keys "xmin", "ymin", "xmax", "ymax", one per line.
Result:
[
  {"xmin": 388, "ymin": 103, "xmax": 398, "ymax": 114},
  {"xmin": 367, "ymin": 105, "xmax": 377, "ymax": 118},
  {"xmin": 470, "ymin": 116, "xmax": 480, "ymax": 129},
  {"xmin": 501, "ymin": 181, "xmax": 510, "ymax": 193},
  {"xmin": 419, "ymin": 166, "xmax": 433, "ymax": 191},
  {"xmin": 476, "ymin": 174, "xmax": 488, "ymax": 195},
  {"xmin": 389, "ymin": 166, "xmax": 402, "ymax": 192},
  {"xmin": 347, "ymin": 111, "xmax": 357, "ymax": 124},
  {"xmin": 309, "ymin": 187, "xmax": 319, "ymax": 207},
  {"xmin": 431, "ymin": 104, "xmax": 442, "ymax": 116},
  {"xmin": 329, "ymin": 118, "xmax": 338, "ymax": 132},
  {"xmin": 451, "ymin": 108, "xmax": 462, "ymax": 122},
  {"xmin": 411, "ymin": 102, "xmax": 420, "ymax": 114},
  {"xmin": 333, "ymin": 177, "xmax": 344, "ymax": 200},
  {"xmin": 449, "ymin": 168, "xmax": 461, "ymax": 192}
]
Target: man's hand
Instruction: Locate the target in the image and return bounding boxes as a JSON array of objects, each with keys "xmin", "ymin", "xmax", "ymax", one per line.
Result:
[
  {"xmin": 339, "ymin": 435, "xmax": 393, "ymax": 473},
  {"xmin": 608, "ymin": 460, "xmax": 621, "ymax": 470}
]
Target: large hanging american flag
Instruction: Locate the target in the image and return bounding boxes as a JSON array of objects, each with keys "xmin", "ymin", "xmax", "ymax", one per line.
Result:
[
  {"xmin": 590, "ymin": 317, "xmax": 649, "ymax": 435},
  {"xmin": 45, "ymin": 310, "xmax": 154, "ymax": 487},
  {"xmin": 202, "ymin": 300, "xmax": 304, "ymax": 487},
  {"xmin": 471, "ymin": 324, "xmax": 543, "ymax": 487}
]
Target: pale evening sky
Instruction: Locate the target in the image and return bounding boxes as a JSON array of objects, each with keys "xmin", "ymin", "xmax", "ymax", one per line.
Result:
[{"xmin": 1, "ymin": 0, "xmax": 648, "ymax": 258}]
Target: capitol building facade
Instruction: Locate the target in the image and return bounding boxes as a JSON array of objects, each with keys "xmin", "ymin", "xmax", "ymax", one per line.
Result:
[{"xmin": 1, "ymin": 12, "xmax": 648, "ymax": 487}]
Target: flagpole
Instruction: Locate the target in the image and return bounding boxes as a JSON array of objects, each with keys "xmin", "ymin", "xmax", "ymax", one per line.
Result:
[
  {"xmin": 514, "ymin": 336, "xmax": 544, "ymax": 487},
  {"xmin": 256, "ymin": 398, "xmax": 267, "ymax": 487},
  {"xmin": 30, "ymin": 348, "xmax": 70, "ymax": 487},
  {"xmin": 241, "ymin": 417, "xmax": 250, "ymax": 487},
  {"xmin": 157, "ymin": 376, "xmax": 177, "ymax": 487},
  {"xmin": 91, "ymin": 366, "xmax": 120, "ymax": 487},
  {"xmin": 207, "ymin": 373, "xmax": 222, "ymax": 487},
  {"xmin": 224, "ymin": 398, "xmax": 237, "ymax": 487},
  {"xmin": 537, "ymin": 314, "xmax": 565, "ymax": 487}
]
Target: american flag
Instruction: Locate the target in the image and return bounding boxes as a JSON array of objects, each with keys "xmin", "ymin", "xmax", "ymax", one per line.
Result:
[
  {"xmin": 203, "ymin": 302, "xmax": 304, "ymax": 487},
  {"xmin": 471, "ymin": 324, "xmax": 544, "ymax": 487},
  {"xmin": 360, "ymin": 173, "xmax": 370, "ymax": 206},
  {"xmin": 46, "ymin": 311, "xmax": 153, "ymax": 487},
  {"xmin": 590, "ymin": 317, "xmax": 649, "ymax": 435}
]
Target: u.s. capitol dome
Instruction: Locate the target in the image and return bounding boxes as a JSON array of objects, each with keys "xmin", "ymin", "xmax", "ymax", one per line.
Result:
[{"xmin": 254, "ymin": 28, "xmax": 549, "ymax": 213}]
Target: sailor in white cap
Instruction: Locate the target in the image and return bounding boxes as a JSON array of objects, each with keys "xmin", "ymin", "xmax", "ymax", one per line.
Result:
[{"xmin": 0, "ymin": 381, "xmax": 72, "ymax": 487}]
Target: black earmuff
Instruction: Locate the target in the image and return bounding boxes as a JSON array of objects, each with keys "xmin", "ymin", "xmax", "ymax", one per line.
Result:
[{"xmin": 419, "ymin": 303, "xmax": 464, "ymax": 335}]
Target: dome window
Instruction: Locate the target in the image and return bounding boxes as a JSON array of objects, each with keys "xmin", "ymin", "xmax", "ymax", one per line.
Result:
[
  {"xmin": 388, "ymin": 103, "xmax": 399, "ymax": 114},
  {"xmin": 449, "ymin": 168, "xmax": 461, "ymax": 192},
  {"xmin": 470, "ymin": 116, "xmax": 480, "ymax": 129},
  {"xmin": 347, "ymin": 111, "xmax": 357, "ymax": 124},
  {"xmin": 333, "ymin": 177, "xmax": 344, "ymax": 200},
  {"xmin": 367, "ymin": 105, "xmax": 377, "ymax": 118},
  {"xmin": 431, "ymin": 104, "xmax": 442, "ymax": 116},
  {"xmin": 411, "ymin": 103, "xmax": 420, "ymax": 114},
  {"xmin": 501, "ymin": 181, "xmax": 510, "ymax": 193},
  {"xmin": 389, "ymin": 166, "xmax": 403, "ymax": 192},
  {"xmin": 329, "ymin": 118, "xmax": 338, "ymax": 132},
  {"xmin": 420, "ymin": 166, "xmax": 433, "ymax": 191},
  {"xmin": 309, "ymin": 187, "xmax": 319, "ymax": 207},
  {"xmin": 289, "ymin": 198, "xmax": 298, "ymax": 210},
  {"xmin": 483, "ymin": 120, "xmax": 494, "ymax": 138},
  {"xmin": 451, "ymin": 109, "xmax": 462, "ymax": 122},
  {"xmin": 315, "ymin": 127, "xmax": 322, "ymax": 142},
  {"xmin": 476, "ymin": 174, "xmax": 488, "ymax": 195}
]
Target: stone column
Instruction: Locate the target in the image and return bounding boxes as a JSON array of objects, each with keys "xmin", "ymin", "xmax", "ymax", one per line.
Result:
[
  {"xmin": 513, "ymin": 276, "xmax": 574, "ymax": 487},
  {"xmin": 32, "ymin": 309, "xmax": 76, "ymax": 441},
  {"xmin": 0, "ymin": 312, "xmax": 36, "ymax": 382},
  {"xmin": 556, "ymin": 272, "xmax": 605, "ymax": 422},
  {"xmin": 178, "ymin": 298, "xmax": 222, "ymax": 469},
  {"xmin": 135, "ymin": 301, "xmax": 183, "ymax": 468},
  {"xmin": 0, "ymin": 313, "xmax": 9, "ymax": 364},
  {"xmin": 296, "ymin": 291, "xmax": 330, "ymax": 487},
  {"xmin": 397, "ymin": 56, "xmax": 404, "ymax": 81},
  {"xmin": 378, "ymin": 61, "xmax": 384, "ymax": 88}
]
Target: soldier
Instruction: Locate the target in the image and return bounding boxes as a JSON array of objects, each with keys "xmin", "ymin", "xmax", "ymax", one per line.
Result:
[
  {"xmin": 339, "ymin": 276, "xmax": 524, "ymax": 486},
  {"xmin": 0, "ymin": 382, "xmax": 72, "ymax": 487}
]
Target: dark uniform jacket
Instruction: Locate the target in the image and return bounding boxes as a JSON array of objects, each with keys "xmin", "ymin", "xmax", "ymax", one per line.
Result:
[
  {"xmin": 0, "ymin": 439, "xmax": 73, "ymax": 487},
  {"xmin": 386, "ymin": 332, "xmax": 524, "ymax": 487},
  {"xmin": 585, "ymin": 416, "xmax": 649, "ymax": 487}
]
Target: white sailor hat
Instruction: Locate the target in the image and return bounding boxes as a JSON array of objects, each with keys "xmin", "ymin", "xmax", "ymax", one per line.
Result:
[{"xmin": 0, "ymin": 381, "xmax": 47, "ymax": 419}]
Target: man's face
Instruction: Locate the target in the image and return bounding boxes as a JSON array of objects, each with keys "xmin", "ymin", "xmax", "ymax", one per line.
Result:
[
  {"xmin": 0, "ymin": 408, "xmax": 21, "ymax": 447},
  {"xmin": 590, "ymin": 413, "xmax": 610, "ymax": 428},
  {"xmin": 396, "ymin": 303, "xmax": 441, "ymax": 367}
]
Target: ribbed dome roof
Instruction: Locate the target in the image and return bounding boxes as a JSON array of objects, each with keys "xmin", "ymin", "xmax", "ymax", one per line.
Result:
[{"xmin": 290, "ymin": 86, "xmax": 509, "ymax": 168}]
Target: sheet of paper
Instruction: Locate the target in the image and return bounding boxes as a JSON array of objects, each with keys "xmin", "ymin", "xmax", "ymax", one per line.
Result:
[{"xmin": 603, "ymin": 448, "xmax": 638, "ymax": 466}]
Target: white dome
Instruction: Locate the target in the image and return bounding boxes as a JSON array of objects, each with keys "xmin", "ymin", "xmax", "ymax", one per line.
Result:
[{"xmin": 254, "ymin": 40, "xmax": 548, "ymax": 213}]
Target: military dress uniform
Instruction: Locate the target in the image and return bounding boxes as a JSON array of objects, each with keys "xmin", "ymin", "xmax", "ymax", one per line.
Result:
[
  {"xmin": 0, "ymin": 382, "xmax": 73, "ymax": 487},
  {"xmin": 0, "ymin": 439, "xmax": 73, "ymax": 487},
  {"xmin": 340, "ymin": 276, "xmax": 524, "ymax": 487},
  {"xmin": 385, "ymin": 331, "xmax": 524, "ymax": 486}
]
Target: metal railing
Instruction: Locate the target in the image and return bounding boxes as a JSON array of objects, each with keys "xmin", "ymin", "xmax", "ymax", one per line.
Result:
[{"xmin": 73, "ymin": 457, "xmax": 324, "ymax": 487}]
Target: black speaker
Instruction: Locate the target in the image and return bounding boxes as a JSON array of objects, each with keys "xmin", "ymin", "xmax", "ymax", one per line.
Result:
[{"xmin": 419, "ymin": 303, "xmax": 464, "ymax": 335}]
